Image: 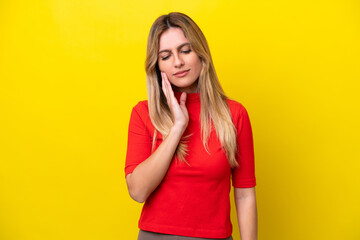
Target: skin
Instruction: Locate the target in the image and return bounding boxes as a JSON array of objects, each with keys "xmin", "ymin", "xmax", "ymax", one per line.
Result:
[
  {"xmin": 158, "ymin": 27, "xmax": 202, "ymax": 94},
  {"xmin": 235, "ymin": 187, "xmax": 258, "ymax": 240},
  {"xmin": 126, "ymin": 27, "xmax": 258, "ymax": 240}
]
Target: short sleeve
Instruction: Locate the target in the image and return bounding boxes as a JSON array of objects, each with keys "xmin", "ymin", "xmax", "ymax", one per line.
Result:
[
  {"xmin": 231, "ymin": 104, "xmax": 256, "ymax": 188},
  {"xmin": 124, "ymin": 102, "xmax": 152, "ymax": 177}
]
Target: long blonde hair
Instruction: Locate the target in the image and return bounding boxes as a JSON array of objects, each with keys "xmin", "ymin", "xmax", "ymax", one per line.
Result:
[{"xmin": 145, "ymin": 12, "xmax": 239, "ymax": 167}]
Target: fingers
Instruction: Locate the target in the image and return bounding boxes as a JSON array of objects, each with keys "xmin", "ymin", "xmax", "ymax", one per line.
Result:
[
  {"xmin": 161, "ymin": 72, "xmax": 175, "ymax": 104},
  {"xmin": 163, "ymin": 72, "xmax": 173, "ymax": 96},
  {"xmin": 160, "ymin": 72, "xmax": 189, "ymax": 127},
  {"xmin": 161, "ymin": 72, "xmax": 167, "ymax": 99},
  {"xmin": 161, "ymin": 72, "xmax": 170, "ymax": 103},
  {"xmin": 179, "ymin": 91, "xmax": 187, "ymax": 106}
]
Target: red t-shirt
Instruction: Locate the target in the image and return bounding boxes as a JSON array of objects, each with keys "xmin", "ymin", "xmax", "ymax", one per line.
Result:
[{"xmin": 125, "ymin": 91, "xmax": 256, "ymax": 238}]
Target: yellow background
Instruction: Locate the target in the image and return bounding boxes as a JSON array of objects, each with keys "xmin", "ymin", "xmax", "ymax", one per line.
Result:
[{"xmin": 1, "ymin": 0, "xmax": 359, "ymax": 239}]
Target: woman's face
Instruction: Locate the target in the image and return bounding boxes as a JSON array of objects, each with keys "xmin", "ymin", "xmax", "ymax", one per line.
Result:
[{"xmin": 157, "ymin": 27, "xmax": 202, "ymax": 93}]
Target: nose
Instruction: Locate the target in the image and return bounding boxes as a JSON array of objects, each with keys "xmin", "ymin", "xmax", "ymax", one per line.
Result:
[{"xmin": 173, "ymin": 52, "xmax": 184, "ymax": 68}]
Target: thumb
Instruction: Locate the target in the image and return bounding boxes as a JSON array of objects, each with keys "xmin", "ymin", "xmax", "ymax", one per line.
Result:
[{"xmin": 179, "ymin": 92, "xmax": 187, "ymax": 106}]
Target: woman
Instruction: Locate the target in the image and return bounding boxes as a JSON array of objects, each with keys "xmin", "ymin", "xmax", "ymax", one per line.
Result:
[{"xmin": 125, "ymin": 12, "xmax": 257, "ymax": 240}]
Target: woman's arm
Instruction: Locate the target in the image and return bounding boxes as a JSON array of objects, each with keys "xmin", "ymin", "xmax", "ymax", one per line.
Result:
[
  {"xmin": 234, "ymin": 187, "xmax": 258, "ymax": 240},
  {"xmin": 126, "ymin": 125, "xmax": 185, "ymax": 203},
  {"xmin": 126, "ymin": 72, "xmax": 188, "ymax": 203}
]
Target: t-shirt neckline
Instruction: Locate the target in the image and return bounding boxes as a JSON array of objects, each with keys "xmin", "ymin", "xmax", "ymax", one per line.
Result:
[{"xmin": 173, "ymin": 91, "xmax": 200, "ymax": 103}]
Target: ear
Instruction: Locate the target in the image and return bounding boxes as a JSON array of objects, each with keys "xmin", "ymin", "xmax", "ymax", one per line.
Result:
[{"xmin": 200, "ymin": 58, "xmax": 207, "ymax": 69}]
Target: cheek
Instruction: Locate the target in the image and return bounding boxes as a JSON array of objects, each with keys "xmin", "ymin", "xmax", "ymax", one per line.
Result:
[
  {"xmin": 192, "ymin": 57, "xmax": 202, "ymax": 75},
  {"xmin": 158, "ymin": 61, "xmax": 164, "ymax": 71},
  {"xmin": 158, "ymin": 61, "xmax": 170, "ymax": 73}
]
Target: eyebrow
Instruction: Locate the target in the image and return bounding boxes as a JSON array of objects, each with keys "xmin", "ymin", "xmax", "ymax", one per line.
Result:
[{"xmin": 158, "ymin": 43, "xmax": 191, "ymax": 54}]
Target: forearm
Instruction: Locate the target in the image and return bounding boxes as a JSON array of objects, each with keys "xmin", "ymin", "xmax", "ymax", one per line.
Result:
[
  {"xmin": 126, "ymin": 126, "xmax": 185, "ymax": 203},
  {"xmin": 234, "ymin": 188, "xmax": 258, "ymax": 240}
]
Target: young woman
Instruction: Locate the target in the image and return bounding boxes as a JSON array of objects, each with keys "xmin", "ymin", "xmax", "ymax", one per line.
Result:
[{"xmin": 125, "ymin": 12, "xmax": 257, "ymax": 240}]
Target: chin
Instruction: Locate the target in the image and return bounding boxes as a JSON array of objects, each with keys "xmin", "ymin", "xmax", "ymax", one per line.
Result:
[{"xmin": 171, "ymin": 79, "xmax": 197, "ymax": 87}]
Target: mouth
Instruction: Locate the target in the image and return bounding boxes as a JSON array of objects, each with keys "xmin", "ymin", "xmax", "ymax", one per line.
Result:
[{"xmin": 174, "ymin": 69, "xmax": 190, "ymax": 77}]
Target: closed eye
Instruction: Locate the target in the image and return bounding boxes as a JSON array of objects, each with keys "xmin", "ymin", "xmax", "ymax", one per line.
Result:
[{"xmin": 160, "ymin": 49, "xmax": 192, "ymax": 61}]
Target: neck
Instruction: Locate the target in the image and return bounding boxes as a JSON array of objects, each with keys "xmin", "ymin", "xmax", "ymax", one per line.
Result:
[
  {"xmin": 172, "ymin": 80, "xmax": 199, "ymax": 93},
  {"xmin": 173, "ymin": 91, "xmax": 200, "ymax": 103}
]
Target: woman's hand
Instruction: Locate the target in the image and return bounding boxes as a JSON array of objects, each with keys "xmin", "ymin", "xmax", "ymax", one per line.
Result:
[
  {"xmin": 161, "ymin": 72, "xmax": 189, "ymax": 131},
  {"xmin": 126, "ymin": 74, "xmax": 190, "ymax": 203}
]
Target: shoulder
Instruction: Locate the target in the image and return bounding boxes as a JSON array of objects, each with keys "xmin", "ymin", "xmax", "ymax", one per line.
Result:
[
  {"xmin": 225, "ymin": 98, "xmax": 250, "ymax": 119},
  {"xmin": 132, "ymin": 100, "xmax": 149, "ymax": 114},
  {"xmin": 129, "ymin": 100, "xmax": 157, "ymax": 136},
  {"xmin": 128, "ymin": 100, "xmax": 150, "ymax": 126},
  {"xmin": 225, "ymin": 98, "xmax": 253, "ymax": 134}
]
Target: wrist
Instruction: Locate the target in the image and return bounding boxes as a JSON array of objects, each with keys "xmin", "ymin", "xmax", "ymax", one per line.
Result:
[{"xmin": 170, "ymin": 124, "xmax": 186, "ymax": 135}]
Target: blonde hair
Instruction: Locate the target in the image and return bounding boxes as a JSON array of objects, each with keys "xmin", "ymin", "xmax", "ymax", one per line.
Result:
[{"xmin": 145, "ymin": 12, "xmax": 239, "ymax": 167}]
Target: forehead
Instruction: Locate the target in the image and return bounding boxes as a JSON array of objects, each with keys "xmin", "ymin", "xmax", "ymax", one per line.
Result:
[{"xmin": 158, "ymin": 28, "xmax": 189, "ymax": 51}]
